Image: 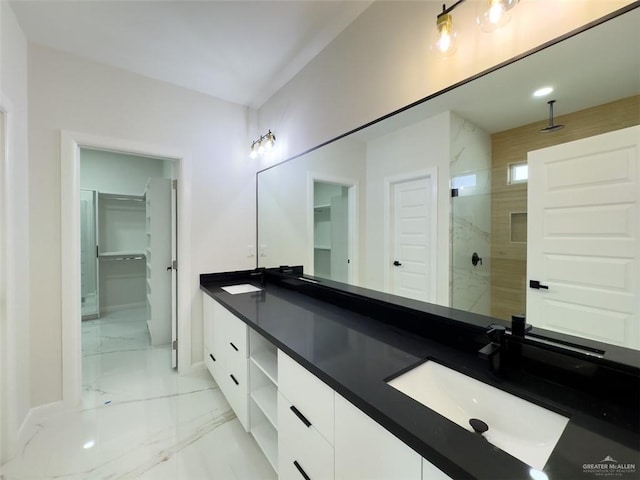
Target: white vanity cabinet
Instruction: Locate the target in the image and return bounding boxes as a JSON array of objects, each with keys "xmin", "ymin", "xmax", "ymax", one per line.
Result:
[
  {"xmin": 278, "ymin": 351, "xmax": 335, "ymax": 480},
  {"xmin": 201, "ymin": 293, "xmax": 249, "ymax": 430},
  {"xmin": 335, "ymin": 393, "xmax": 422, "ymax": 480}
]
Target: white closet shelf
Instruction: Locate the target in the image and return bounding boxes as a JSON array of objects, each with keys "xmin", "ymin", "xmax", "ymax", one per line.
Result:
[
  {"xmin": 99, "ymin": 192, "xmax": 145, "ymax": 201},
  {"xmin": 99, "ymin": 251, "xmax": 146, "ymax": 257},
  {"xmin": 251, "ymin": 384, "xmax": 277, "ymax": 429},
  {"xmin": 251, "ymin": 421, "xmax": 278, "ymax": 473},
  {"xmin": 250, "ymin": 349, "xmax": 278, "ymax": 384}
]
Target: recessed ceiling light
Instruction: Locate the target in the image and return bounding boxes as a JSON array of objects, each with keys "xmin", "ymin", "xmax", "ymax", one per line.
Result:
[
  {"xmin": 533, "ymin": 86, "xmax": 553, "ymax": 97},
  {"xmin": 83, "ymin": 440, "xmax": 95, "ymax": 449}
]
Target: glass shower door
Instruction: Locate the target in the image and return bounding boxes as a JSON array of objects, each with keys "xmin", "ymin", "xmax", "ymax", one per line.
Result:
[
  {"xmin": 80, "ymin": 189, "xmax": 99, "ymax": 318},
  {"xmin": 450, "ymin": 169, "xmax": 492, "ymax": 316}
]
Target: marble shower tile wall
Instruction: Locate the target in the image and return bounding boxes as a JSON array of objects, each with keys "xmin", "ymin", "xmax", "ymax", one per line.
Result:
[{"xmin": 450, "ymin": 113, "xmax": 492, "ymax": 316}]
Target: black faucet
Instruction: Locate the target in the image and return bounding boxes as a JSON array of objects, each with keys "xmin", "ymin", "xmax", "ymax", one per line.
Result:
[
  {"xmin": 478, "ymin": 325, "xmax": 506, "ymax": 373},
  {"xmin": 249, "ymin": 268, "xmax": 266, "ymax": 287}
]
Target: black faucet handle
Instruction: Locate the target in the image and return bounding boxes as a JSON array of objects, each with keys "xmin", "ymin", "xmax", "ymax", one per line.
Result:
[
  {"xmin": 487, "ymin": 324, "xmax": 506, "ymax": 343},
  {"xmin": 511, "ymin": 314, "xmax": 531, "ymax": 337}
]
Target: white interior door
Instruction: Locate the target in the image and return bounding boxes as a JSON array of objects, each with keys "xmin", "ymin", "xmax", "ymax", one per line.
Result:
[
  {"xmin": 390, "ymin": 176, "xmax": 434, "ymax": 302},
  {"xmin": 171, "ymin": 179, "xmax": 178, "ymax": 368},
  {"xmin": 527, "ymin": 125, "xmax": 640, "ymax": 349}
]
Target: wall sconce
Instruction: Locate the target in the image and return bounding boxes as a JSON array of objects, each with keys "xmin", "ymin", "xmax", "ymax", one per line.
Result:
[
  {"xmin": 431, "ymin": 0, "xmax": 521, "ymax": 56},
  {"xmin": 250, "ymin": 130, "xmax": 276, "ymax": 159}
]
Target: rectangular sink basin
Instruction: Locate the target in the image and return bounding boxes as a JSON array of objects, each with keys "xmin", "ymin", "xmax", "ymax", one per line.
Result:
[
  {"xmin": 221, "ymin": 284, "xmax": 262, "ymax": 295},
  {"xmin": 387, "ymin": 360, "xmax": 569, "ymax": 470}
]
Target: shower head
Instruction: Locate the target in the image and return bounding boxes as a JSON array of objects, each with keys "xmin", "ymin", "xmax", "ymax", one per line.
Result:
[{"xmin": 540, "ymin": 100, "xmax": 564, "ymax": 133}]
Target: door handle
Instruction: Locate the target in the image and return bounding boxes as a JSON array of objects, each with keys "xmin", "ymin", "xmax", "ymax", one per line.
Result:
[
  {"xmin": 529, "ymin": 280, "xmax": 549, "ymax": 290},
  {"xmin": 393, "ymin": 260, "xmax": 402, "ymax": 266}
]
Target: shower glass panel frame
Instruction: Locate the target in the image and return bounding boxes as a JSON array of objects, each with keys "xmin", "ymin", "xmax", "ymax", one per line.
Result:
[{"xmin": 450, "ymin": 168, "xmax": 492, "ymax": 316}]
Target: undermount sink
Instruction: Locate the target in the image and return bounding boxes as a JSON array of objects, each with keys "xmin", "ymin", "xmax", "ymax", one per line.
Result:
[
  {"xmin": 387, "ymin": 360, "xmax": 569, "ymax": 470},
  {"xmin": 221, "ymin": 284, "xmax": 262, "ymax": 295}
]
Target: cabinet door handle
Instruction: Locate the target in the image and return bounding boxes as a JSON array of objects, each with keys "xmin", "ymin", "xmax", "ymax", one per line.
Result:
[
  {"xmin": 209, "ymin": 353, "xmax": 216, "ymax": 362},
  {"xmin": 293, "ymin": 460, "xmax": 311, "ymax": 480},
  {"xmin": 230, "ymin": 374, "xmax": 239, "ymax": 386},
  {"xmin": 290, "ymin": 405, "xmax": 312, "ymax": 428},
  {"xmin": 230, "ymin": 342, "xmax": 238, "ymax": 351}
]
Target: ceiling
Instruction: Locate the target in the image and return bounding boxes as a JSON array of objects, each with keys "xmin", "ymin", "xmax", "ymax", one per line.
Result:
[{"xmin": 9, "ymin": 0, "xmax": 372, "ymax": 109}]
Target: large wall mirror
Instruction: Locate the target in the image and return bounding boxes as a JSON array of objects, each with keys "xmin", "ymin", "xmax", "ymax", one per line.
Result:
[{"xmin": 257, "ymin": 7, "xmax": 640, "ymax": 351}]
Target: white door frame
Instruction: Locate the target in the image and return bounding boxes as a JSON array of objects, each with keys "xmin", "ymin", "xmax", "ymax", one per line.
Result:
[
  {"xmin": 61, "ymin": 131, "xmax": 192, "ymax": 408},
  {"xmin": 307, "ymin": 173, "xmax": 359, "ymax": 284},
  {"xmin": 383, "ymin": 168, "xmax": 438, "ymax": 301},
  {"xmin": 0, "ymin": 95, "xmax": 10, "ymax": 460}
]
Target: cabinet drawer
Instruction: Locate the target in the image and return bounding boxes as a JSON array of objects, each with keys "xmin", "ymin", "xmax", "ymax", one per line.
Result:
[
  {"xmin": 204, "ymin": 348, "xmax": 221, "ymax": 381},
  {"xmin": 278, "ymin": 350, "xmax": 334, "ymax": 444},
  {"xmin": 278, "ymin": 392, "xmax": 334, "ymax": 480},
  {"xmin": 225, "ymin": 358, "xmax": 249, "ymax": 430},
  {"xmin": 226, "ymin": 345, "xmax": 248, "ymax": 388},
  {"xmin": 335, "ymin": 393, "xmax": 422, "ymax": 480},
  {"xmin": 222, "ymin": 307, "xmax": 248, "ymax": 358}
]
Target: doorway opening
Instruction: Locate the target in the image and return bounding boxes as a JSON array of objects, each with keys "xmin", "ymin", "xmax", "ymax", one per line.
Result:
[
  {"xmin": 310, "ymin": 179, "xmax": 357, "ymax": 284},
  {"xmin": 61, "ymin": 131, "xmax": 191, "ymax": 408},
  {"xmin": 79, "ymin": 148, "xmax": 177, "ymax": 378}
]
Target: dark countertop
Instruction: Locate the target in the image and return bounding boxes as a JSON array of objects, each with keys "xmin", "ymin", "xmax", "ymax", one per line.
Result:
[{"xmin": 200, "ymin": 274, "xmax": 640, "ymax": 480}]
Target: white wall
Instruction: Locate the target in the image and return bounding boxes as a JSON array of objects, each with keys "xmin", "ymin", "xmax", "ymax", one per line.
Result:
[
  {"xmin": 0, "ymin": 1, "xmax": 30, "ymax": 462},
  {"xmin": 365, "ymin": 112, "xmax": 450, "ymax": 303},
  {"xmin": 257, "ymin": 1, "xmax": 634, "ymax": 164},
  {"xmin": 28, "ymin": 45, "xmax": 255, "ymax": 407},
  {"xmin": 80, "ymin": 148, "xmax": 171, "ymax": 195}
]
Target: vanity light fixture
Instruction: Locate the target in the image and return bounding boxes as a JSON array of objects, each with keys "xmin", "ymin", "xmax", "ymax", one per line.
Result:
[
  {"xmin": 432, "ymin": 0, "xmax": 521, "ymax": 57},
  {"xmin": 477, "ymin": 0, "xmax": 520, "ymax": 32},
  {"xmin": 249, "ymin": 130, "xmax": 276, "ymax": 159}
]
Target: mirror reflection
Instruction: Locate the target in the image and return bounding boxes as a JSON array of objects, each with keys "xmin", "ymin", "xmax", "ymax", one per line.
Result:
[{"xmin": 257, "ymin": 8, "xmax": 640, "ymax": 350}]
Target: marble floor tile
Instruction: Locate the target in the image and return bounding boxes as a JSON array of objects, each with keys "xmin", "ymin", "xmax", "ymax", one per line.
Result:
[{"xmin": 1, "ymin": 309, "xmax": 276, "ymax": 480}]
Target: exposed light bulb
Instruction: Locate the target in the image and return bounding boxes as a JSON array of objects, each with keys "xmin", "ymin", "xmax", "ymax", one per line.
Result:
[
  {"xmin": 488, "ymin": 2, "xmax": 505, "ymax": 24},
  {"xmin": 257, "ymin": 140, "xmax": 265, "ymax": 155},
  {"xmin": 478, "ymin": 0, "xmax": 510, "ymax": 32},
  {"xmin": 264, "ymin": 130, "xmax": 276, "ymax": 150},
  {"xmin": 432, "ymin": 13, "xmax": 457, "ymax": 57}
]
